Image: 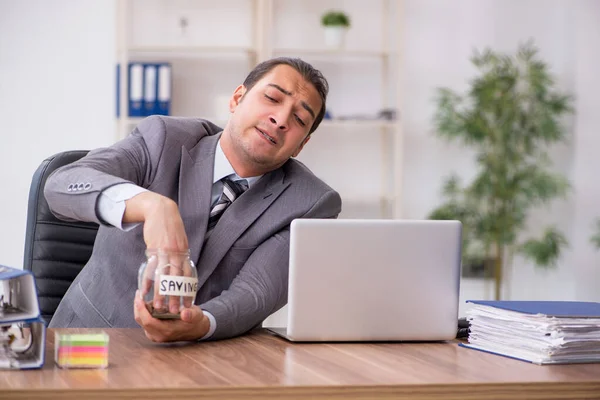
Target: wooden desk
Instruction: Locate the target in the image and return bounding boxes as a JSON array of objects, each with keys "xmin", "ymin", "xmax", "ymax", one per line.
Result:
[{"xmin": 1, "ymin": 328, "xmax": 599, "ymax": 399}]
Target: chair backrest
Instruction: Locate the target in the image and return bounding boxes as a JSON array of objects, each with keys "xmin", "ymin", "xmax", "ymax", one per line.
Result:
[{"xmin": 23, "ymin": 150, "xmax": 99, "ymax": 325}]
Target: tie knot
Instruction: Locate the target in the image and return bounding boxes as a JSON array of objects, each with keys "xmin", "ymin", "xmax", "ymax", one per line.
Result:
[
  {"xmin": 221, "ymin": 177, "xmax": 248, "ymax": 202},
  {"xmin": 206, "ymin": 177, "xmax": 248, "ymax": 235}
]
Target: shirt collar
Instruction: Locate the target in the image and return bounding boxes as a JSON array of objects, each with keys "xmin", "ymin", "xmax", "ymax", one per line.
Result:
[{"xmin": 213, "ymin": 138, "xmax": 262, "ymax": 187}]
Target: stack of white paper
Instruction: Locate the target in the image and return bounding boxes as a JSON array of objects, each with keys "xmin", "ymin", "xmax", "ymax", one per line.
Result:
[{"xmin": 461, "ymin": 300, "xmax": 600, "ymax": 365}]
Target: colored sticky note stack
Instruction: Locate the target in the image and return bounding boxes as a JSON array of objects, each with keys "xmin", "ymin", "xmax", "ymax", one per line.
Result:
[{"xmin": 55, "ymin": 332, "xmax": 109, "ymax": 369}]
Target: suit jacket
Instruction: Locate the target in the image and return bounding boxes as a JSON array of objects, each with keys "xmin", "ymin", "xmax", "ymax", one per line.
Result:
[{"xmin": 45, "ymin": 116, "xmax": 341, "ymax": 339}]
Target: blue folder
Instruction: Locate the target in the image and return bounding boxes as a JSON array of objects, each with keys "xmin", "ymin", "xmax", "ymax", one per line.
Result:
[{"xmin": 466, "ymin": 300, "xmax": 600, "ymax": 318}]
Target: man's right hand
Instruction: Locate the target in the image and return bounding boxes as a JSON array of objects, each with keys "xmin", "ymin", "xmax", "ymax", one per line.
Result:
[
  {"xmin": 124, "ymin": 191, "xmax": 189, "ymax": 252},
  {"xmin": 124, "ymin": 192, "xmax": 190, "ymax": 314}
]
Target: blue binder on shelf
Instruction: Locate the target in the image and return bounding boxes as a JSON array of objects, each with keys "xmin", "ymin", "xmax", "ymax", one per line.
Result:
[
  {"xmin": 156, "ymin": 63, "xmax": 172, "ymax": 116},
  {"xmin": 460, "ymin": 300, "xmax": 600, "ymax": 365},
  {"xmin": 0, "ymin": 265, "xmax": 46, "ymax": 369},
  {"xmin": 143, "ymin": 64, "xmax": 158, "ymax": 117},
  {"xmin": 128, "ymin": 63, "xmax": 145, "ymax": 117}
]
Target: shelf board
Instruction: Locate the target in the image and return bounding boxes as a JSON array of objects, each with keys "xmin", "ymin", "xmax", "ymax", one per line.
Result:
[
  {"xmin": 273, "ymin": 48, "xmax": 393, "ymax": 59},
  {"xmin": 122, "ymin": 117, "xmax": 146, "ymax": 125},
  {"xmin": 119, "ymin": 117, "xmax": 397, "ymax": 129},
  {"xmin": 337, "ymin": 195, "xmax": 398, "ymax": 219},
  {"xmin": 120, "ymin": 117, "xmax": 397, "ymax": 130},
  {"xmin": 319, "ymin": 120, "xmax": 397, "ymax": 129},
  {"xmin": 339, "ymin": 195, "xmax": 396, "ymax": 203},
  {"xmin": 122, "ymin": 46, "xmax": 256, "ymax": 58},
  {"xmin": 121, "ymin": 116, "xmax": 228, "ymax": 126},
  {"xmin": 121, "ymin": 46, "xmax": 394, "ymax": 59}
]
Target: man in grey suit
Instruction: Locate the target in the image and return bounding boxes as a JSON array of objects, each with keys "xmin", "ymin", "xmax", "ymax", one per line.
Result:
[{"xmin": 45, "ymin": 57, "xmax": 341, "ymax": 342}]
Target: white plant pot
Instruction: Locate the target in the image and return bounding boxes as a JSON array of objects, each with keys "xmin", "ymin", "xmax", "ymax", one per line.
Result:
[{"xmin": 323, "ymin": 26, "xmax": 347, "ymax": 49}]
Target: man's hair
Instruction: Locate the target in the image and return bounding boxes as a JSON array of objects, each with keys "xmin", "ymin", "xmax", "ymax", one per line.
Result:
[{"xmin": 242, "ymin": 57, "xmax": 329, "ymax": 134}]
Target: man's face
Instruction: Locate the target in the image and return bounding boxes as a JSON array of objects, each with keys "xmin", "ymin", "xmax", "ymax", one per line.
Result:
[{"xmin": 223, "ymin": 65, "xmax": 322, "ymax": 175}]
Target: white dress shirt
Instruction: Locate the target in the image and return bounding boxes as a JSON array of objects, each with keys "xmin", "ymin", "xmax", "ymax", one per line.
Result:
[{"xmin": 97, "ymin": 138, "xmax": 262, "ymax": 340}]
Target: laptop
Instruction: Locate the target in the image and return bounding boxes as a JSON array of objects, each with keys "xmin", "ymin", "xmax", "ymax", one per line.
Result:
[{"xmin": 265, "ymin": 219, "xmax": 462, "ymax": 342}]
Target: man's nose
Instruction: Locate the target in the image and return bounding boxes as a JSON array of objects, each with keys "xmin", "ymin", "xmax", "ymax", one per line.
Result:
[{"xmin": 269, "ymin": 113, "xmax": 289, "ymax": 131}]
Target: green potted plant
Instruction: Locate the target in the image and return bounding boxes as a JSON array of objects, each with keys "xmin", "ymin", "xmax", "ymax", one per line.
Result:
[
  {"xmin": 321, "ymin": 10, "xmax": 351, "ymax": 49},
  {"xmin": 428, "ymin": 41, "xmax": 574, "ymax": 300}
]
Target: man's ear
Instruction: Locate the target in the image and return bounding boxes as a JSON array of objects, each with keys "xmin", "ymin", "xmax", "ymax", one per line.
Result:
[
  {"xmin": 229, "ymin": 85, "xmax": 247, "ymax": 112},
  {"xmin": 292, "ymin": 135, "xmax": 311, "ymax": 158}
]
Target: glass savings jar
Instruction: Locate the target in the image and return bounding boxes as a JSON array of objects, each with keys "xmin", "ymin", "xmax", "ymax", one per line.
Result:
[{"xmin": 137, "ymin": 249, "xmax": 199, "ymax": 319}]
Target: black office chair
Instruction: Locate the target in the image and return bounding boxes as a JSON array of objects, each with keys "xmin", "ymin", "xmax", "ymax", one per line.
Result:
[{"xmin": 23, "ymin": 151, "xmax": 99, "ymax": 325}]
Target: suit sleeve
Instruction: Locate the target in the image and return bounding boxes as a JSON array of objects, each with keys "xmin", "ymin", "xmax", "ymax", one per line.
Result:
[
  {"xmin": 199, "ymin": 189, "xmax": 342, "ymax": 340},
  {"xmin": 44, "ymin": 116, "xmax": 168, "ymax": 225}
]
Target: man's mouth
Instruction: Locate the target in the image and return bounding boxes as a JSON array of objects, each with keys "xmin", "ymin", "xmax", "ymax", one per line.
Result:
[{"xmin": 256, "ymin": 127, "xmax": 277, "ymax": 145}]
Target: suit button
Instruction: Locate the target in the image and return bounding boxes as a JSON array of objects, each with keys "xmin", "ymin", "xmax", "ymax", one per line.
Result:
[
  {"xmin": 84, "ymin": 183, "xmax": 92, "ymax": 190},
  {"xmin": 67, "ymin": 184, "xmax": 74, "ymax": 192},
  {"xmin": 77, "ymin": 183, "xmax": 84, "ymax": 191}
]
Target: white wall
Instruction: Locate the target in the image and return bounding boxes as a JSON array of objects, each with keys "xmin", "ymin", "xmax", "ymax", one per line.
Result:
[
  {"xmin": 401, "ymin": 0, "xmax": 599, "ymax": 307},
  {"xmin": 0, "ymin": 0, "xmax": 117, "ymax": 269},
  {"xmin": 569, "ymin": 0, "xmax": 600, "ymax": 301}
]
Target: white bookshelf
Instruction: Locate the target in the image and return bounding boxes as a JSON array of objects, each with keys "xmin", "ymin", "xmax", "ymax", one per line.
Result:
[{"xmin": 115, "ymin": 0, "xmax": 404, "ymax": 221}]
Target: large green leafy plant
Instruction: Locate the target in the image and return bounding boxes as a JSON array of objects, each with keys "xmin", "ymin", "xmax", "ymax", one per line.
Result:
[{"xmin": 429, "ymin": 42, "xmax": 573, "ymax": 300}]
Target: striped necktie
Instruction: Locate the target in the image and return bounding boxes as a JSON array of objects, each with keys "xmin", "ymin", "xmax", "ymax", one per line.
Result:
[{"xmin": 206, "ymin": 177, "xmax": 248, "ymax": 233}]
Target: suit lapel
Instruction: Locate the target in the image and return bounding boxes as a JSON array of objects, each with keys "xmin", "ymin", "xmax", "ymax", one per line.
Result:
[
  {"xmin": 196, "ymin": 167, "xmax": 290, "ymax": 288},
  {"xmin": 178, "ymin": 133, "xmax": 221, "ymax": 265}
]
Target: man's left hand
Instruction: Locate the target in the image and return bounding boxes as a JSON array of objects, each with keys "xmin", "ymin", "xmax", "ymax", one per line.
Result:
[{"xmin": 133, "ymin": 291, "xmax": 210, "ymax": 342}]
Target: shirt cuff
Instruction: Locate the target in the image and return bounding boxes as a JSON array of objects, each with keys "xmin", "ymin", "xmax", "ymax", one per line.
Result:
[
  {"xmin": 97, "ymin": 183, "xmax": 148, "ymax": 231},
  {"xmin": 200, "ymin": 310, "xmax": 217, "ymax": 340}
]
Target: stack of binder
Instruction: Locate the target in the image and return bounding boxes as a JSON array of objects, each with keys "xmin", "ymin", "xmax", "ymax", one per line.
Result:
[
  {"xmin": 461, "ymin": 300, "xmax": 600, "ymax": 365},
  {"xmin": 117, "ymin": 62, "xmax": 172, "ymax": 117},
  {"xmin": 0, "ymin": 265, "xmax": 45, "ymax": 369}
]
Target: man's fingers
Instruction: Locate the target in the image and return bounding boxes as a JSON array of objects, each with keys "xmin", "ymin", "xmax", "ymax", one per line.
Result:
[
  {"xmin": 182, "ymin": 296, "xmax": 193, "ymax": 309},
  {"xmin": 168, "ymin": 253, "xmax": 183, "ymax": 314},
  {"xmin": 134, "ymin": 302, "xmax": 206, "ymax": 342},
  {"xmin": 134, "ymin": 293, "xmax": 169, "ymax": 343},
  {"xmin": 182, "ymin": 258, "xmax": 194, "ymax": 308},
  {"xmin": 133, "ymin": 291, "xmax": 147, "ymax": 326},
  {"xmin": 141, "ymin": 253, "xmax": 158, "ymax": 297},
  {"xmin": 141, "ymin": 279, "xmax": 152, "ymax": 298},
  {"xmin": 153, "ymin": 252, "xmax": 170, "ymax": 312},
  {"xmin": 180, "ymin": 307, "xmax": 200, "ymax": 323},
  {"xmin": 135, "ymin": 291, "xmax": 161, "ymax": 328}
]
